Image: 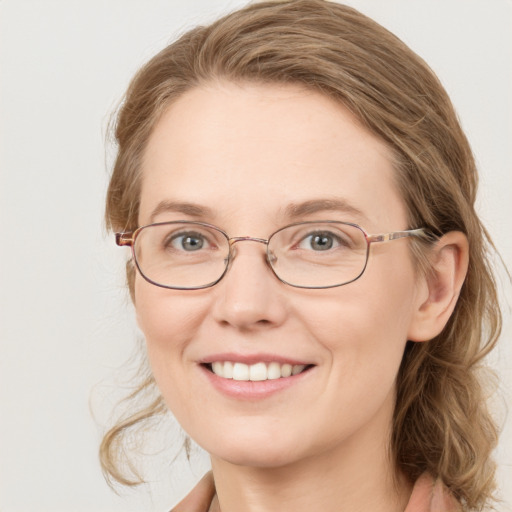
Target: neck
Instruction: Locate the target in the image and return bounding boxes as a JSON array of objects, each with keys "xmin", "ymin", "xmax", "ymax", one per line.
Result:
[{"xmin": 210, "ymin": 399, "xmax": 412, "ymax": 512}]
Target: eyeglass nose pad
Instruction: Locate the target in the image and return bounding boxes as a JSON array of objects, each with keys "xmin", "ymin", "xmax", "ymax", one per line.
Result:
[
  {"xmin": 224, "ymin": 239, "xmax": 274, "ymax": 273},
  {"xmin": 267, "ymin": 250, "xmax": 277, "ymax": 266},
  {"xmin": 224, "ymin": 242, "xmax": 239, "ymax": 270}
]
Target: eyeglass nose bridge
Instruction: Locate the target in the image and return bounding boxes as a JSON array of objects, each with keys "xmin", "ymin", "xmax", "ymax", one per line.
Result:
[
  {"xmin": 227, "ymin": 236, "xmax": 278, "ymax": 268},
  {"xmin": 228, "ymin": 236, "xmax": 269, "ymax": 246}
]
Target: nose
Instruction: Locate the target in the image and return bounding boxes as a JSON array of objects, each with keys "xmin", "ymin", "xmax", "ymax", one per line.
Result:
[{"xmin": 211, "ymin": 239, "xmax": 288, "ymax": 331}]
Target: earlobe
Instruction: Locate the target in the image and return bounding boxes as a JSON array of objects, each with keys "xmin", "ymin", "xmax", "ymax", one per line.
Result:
[{"xmin": 407, "ymin": 231, "xmax": 469, "ymax": 342}]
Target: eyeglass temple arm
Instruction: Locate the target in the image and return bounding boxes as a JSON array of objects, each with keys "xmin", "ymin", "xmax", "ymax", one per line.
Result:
[
  {"xmin": 366, "ymin": 228, "xmax": 428, "ymax": 244},
  {"xmin": 115, "ymin": 232, "xmax": 134, "ymax": 247}
]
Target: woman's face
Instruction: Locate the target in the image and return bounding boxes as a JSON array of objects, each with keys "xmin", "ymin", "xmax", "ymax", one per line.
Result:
[{"xmin": 136, "ymin": 82, "xmax": 426, "ymax": 468}]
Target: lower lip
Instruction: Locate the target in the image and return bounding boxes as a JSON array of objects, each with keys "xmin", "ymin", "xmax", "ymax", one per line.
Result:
[{"xmin": 200, "ymin": 364, "xmax": 313, "ymax": 400}]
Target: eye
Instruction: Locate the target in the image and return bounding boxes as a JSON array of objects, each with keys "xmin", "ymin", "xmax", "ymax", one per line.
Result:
[
  {"xmin": 168, "ymin": 231, "xmax": 209, "ymax": 252},
  {"xmin": 297, "ymin": 231, "xmax": 344, "ymax": 251}
]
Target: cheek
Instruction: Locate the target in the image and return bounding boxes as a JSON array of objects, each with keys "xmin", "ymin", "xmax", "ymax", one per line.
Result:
[
  {"xmin": 302, "ymin": 297, "xmax": 408, "ymax": 393},
  {"xmin": 134, "ymin": 278, "xmax": 207, "ymax": 382},
  {"xmin": 303, "ymin": 275, "xmax": 417, "ymax": 350},
  {"xmin": 134, "ymin": 280, "xmax": 217, "ymax": 427},
  {"xmin": 299, "ymin": 253, "xmax": 420, "ymax": 385},
  {"xmin": 136, "ymin": 277, "xmax": 198, "ymax": 340}
]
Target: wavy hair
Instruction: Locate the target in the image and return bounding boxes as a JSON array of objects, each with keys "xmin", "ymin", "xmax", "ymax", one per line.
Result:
[{"xmin": 102, "ymin": 1, "xmax": 502, "ymax": 509}]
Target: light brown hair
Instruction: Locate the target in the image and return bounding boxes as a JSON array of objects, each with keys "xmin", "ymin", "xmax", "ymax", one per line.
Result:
[{"xmin": 102, "ymin": 1, "xmax": 502, "ymax": 509}]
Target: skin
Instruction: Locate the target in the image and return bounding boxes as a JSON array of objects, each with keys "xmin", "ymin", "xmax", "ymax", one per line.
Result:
[{"xmin": 135, "ymin": 82, "xmax": 468, "ymax": 512}]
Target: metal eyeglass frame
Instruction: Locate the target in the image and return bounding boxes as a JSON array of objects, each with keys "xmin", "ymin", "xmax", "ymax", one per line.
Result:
[{"xmin": 115, "ymin": 220, "xmax": 429, "ymax": 290}]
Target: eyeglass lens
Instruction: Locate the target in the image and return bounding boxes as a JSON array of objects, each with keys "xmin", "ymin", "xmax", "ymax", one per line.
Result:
[{"xmin": 133, "ymin": 221, "xmax": 369, "ymax": 289}]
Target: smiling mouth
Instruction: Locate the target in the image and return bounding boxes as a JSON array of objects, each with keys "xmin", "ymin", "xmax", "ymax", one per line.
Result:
[{"xmin": 203, "ymin": 361, "xmax": 314, "ymax": 381}]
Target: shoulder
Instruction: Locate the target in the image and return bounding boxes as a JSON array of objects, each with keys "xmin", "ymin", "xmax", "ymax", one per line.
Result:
[
  {"xmin": 170, "ymin": 471, "xmax": 461, "ymax": 512},
  {"xmin": 405, "ymin": 473, "xmax": 462, "ymax": 512}
]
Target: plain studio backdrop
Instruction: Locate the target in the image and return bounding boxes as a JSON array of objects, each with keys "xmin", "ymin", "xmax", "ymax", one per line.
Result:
[{"xmin": 0, "ymin": 1, "xmax": 510, "ymax": 511}]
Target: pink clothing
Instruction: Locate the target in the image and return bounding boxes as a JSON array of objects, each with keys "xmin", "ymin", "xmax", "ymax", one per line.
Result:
[
  {"xmin": 170, "ymin": 471, "xmax": 461, "ymax": 512},
  {"xmin": 404, "ymin": 473, "xmax": 461, "ymax": 512}
]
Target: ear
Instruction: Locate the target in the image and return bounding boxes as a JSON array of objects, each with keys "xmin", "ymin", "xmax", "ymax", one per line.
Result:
[{"xmin": 407, "ymin": 231, "xmax": 469, "ymax": 342}]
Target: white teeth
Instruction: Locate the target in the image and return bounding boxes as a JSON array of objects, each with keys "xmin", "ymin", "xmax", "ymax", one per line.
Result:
[
  {"xmin": 281, "ymin": 363, "xmax": 292, "ymax": 377},
  {"xmin": 249, "ymin": 362, "xmax": 267, "ymax": 381},
  {"xmin": 223, "ymin": 361, "xmax": 234, "ymax": 379},
  {"xmin": 267, "ymin": 362, "xmax": 281, "ymax": 380},
  {"xmin": 210, "ymin": 361, "xmax": 308, "ymax": 381},
  {"xmin": 292, "ymin": 364, "xmax": 306, "ymax": 375},
  {"xmin": 212, "ymin": 361, "xmax": 224, "ymax": 377},
  {"xmin": 232, "ymin": 362, "xmax": 249, "ymax": 381}
]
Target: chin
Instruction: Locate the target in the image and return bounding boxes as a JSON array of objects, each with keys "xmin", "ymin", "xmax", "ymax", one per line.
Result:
[
  {"xmin": 196, "ymin": 427, "xmax": 308, "ymax": 469},
  {"xmin": 211, "ymin": 445, "xmax": 303, "ymax": 469}
]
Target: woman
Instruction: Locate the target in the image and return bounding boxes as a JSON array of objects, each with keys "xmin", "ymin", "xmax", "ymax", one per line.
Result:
[{"xmin": 101, "ymin": 1, "xmax": 502, "ymax": 510}]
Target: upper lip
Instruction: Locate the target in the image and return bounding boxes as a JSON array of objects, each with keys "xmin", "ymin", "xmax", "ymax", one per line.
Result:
[{"xmin": 198, "ymin": 352, "xmax": 314, "ymax": 366}]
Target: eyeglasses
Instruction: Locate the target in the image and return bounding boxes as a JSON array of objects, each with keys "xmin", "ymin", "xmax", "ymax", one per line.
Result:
[{"xmin": 115, "ymin": 220, "xmax": 429, "ymax": 290}]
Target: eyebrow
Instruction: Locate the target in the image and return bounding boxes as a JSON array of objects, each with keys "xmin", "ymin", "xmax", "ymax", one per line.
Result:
[
  {"xmin": 283, "ymin": 198, "xmax": 368, "ymax": 221},
  {"xmin": 148, "ymin": 197, "xmax": 367, "ymax": 225},
  {"xmin": 149, "ymin": 200, "xmax": 215, "ymax": 223}
]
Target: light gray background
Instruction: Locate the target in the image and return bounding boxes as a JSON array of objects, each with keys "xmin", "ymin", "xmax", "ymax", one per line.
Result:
[{"xmin": 1, "ymin": 1, "xmax": 510, "ymax": 511}]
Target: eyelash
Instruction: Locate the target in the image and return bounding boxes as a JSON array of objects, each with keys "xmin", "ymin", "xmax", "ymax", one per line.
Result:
[{"xmin": 164, "ymin": 231, "xmax": 211, "ymax": 250}]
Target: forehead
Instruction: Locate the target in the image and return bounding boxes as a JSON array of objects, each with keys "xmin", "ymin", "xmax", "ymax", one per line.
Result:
[{"xmin": 139, "ymin": 82, "xmax": 406, "ymax": 232}]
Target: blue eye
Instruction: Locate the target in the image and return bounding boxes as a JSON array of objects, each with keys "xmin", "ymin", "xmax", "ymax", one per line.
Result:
[
  {"xmin": 298, "ymin": 232, "xmax": 342, "ymax": 251},
  {"xmin": 170, "ymin": 232, "xmax": 207, "ymax": 251}
]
